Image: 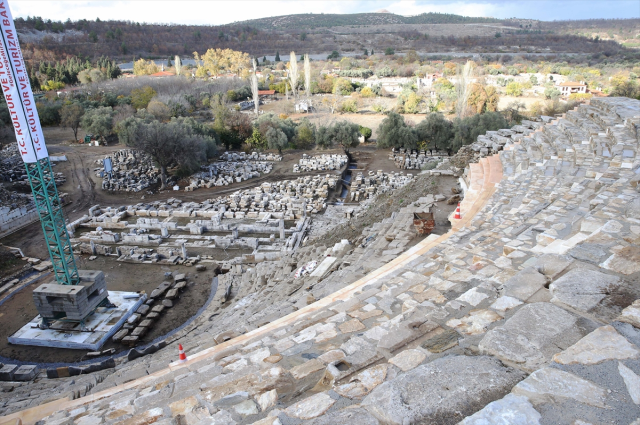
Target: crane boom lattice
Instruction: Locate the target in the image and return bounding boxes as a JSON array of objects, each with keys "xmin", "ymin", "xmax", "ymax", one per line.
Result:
[{"xmin": 25, "ymin": 158, "xmax": 80, "ymax": 285}]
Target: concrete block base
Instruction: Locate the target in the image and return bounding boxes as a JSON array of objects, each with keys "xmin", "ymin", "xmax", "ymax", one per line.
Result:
[{"xmin": 9, "ymin": 291, "xmax": 146, "ymax": 350}]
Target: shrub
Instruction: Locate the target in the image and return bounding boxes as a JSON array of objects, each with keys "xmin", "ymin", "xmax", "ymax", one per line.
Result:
[
  {"xmin": 360, "ymin": 87, "xmax": 375, "ymax": 98},
  {"xmin": 359, "ymin": 126, "xmax": 372, "ymax": 141},
  {"xmin": 131, "ymin": 86, "xmax": 157, "ymax": 109},
  {"xmin": 340, "ymin": 99, "xmax": 358, "ymax": 113}
]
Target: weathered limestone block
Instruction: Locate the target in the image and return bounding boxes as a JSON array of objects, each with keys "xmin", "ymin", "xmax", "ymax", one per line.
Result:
[
  {"xmin": 512, "ymin": 367, "xmax": 608, "ymax": 408},
  {"xmin": 284, "ymin": 392, "xmax": 336, "ymax": 420},
  {"xmin": 619, "ymin": 300, "xmax": 640, "ymax": 328},
  {"xmin": 361, "ymin": 355, "xmax": 525, "ymax": 425},
  {"xmin": 376, "ymin": 318, "xmax": 439, "ymax": 352},
  {"xmin": 303, "ymin": 407, "xmax": 380, "ymax": 425},
  {"xmin": 333, "ymin": 364, "xmax": 387, "ymax": 399},
  {"xmin": 459, "ymin": 394, "xmax": 541, "ymax": 425},
  {"xmin": 549, "ymin": 268, "xmax": 623, "ymax": 320},
  {"xmin": 201, "ymin": 366, "xmax": 295, "ymax": 404},
  {"xmin": 501, "ymin": 267, "xmax": 547, "ymax": 302},
  {"xmin": 552, "ymin": 325, "xmax": 639, "ymax": 365},
  {"xmin": 479, "ymin": 303, "xmax": 590, "ymax": 371}
]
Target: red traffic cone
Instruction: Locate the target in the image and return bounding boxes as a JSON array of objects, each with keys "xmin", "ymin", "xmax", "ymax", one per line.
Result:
[
  {"xmin": 453, "ymin": 203, "xmax": 462, "ymax": 220},
  {"xmin": 178, "ymin": 344, "xmax": 187, "ymax": 362}
]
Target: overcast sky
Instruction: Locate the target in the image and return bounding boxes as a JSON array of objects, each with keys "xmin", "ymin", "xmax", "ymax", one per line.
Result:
[{"xmin": 8, "ymin": 0, "xmax": 640, "ymax": 26}]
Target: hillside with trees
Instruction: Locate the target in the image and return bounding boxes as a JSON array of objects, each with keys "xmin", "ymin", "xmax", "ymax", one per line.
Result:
[
  {"xmin": 13, "ymin": 14, "xmax": 640, "ymax": 67},
  {"xmin": 234, "ymin": 12, "xmax": 505, "ymax": 30}
]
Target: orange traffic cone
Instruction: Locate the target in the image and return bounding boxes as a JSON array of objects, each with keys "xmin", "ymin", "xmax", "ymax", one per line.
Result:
[
  {"xmin": 178, "ymin": 344, "xmax": 187, "ymax": 362},
  {"xmin": 453, "ymin": 203, "xmax": 461, "ymax": 220}
]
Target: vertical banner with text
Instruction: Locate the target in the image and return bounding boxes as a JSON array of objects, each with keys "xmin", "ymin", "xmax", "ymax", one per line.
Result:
[{"xmin": 0, "ymin": 0, "xmax": 48, "ymax": 163}]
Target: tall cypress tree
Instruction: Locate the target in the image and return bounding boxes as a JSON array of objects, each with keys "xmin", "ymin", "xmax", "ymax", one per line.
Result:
[{"xmin": 275, "ymin": 51, "xmax": 280, "ymax": 62}]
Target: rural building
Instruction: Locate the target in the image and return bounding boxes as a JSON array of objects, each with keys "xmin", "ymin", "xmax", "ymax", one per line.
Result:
[
  {"xmin": 557, "ymin": 81, "xmax": 587, "ymax": 97},
  {"xmin": 258, "ymin": 89, "xmax": 277, "ymax": 100}
]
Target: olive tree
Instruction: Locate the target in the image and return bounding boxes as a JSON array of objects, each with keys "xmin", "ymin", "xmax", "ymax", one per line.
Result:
[
  {"xmin": 124, "ymin": 119, "xmax": 213, "ymax": 189},
  {"xmin": 81, "ymin": 106, "xmax": 114, "ymax": 141},
  {"xmin": 60, "ymin": 102, "xmax": 85, "ymax": 141},
  {"xmin": 316, "ymin": 121, "xmax": 360, "ymax": 153},
  {"xmin": 266, "ymin": 127, "xmax": 288, "ymax": 154},
  {"xmin": 376, "ymin": 112, "xmax": 417, "ymax": 150},
  {"xmin": 415, "ymin": 113, "xmax": 454, "ymax": 154}
]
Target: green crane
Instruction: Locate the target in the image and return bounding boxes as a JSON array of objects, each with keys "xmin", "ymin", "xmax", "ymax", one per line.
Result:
[{"xmin": 0, "ymin": 2, "xmax": 79, "ymax": 286}]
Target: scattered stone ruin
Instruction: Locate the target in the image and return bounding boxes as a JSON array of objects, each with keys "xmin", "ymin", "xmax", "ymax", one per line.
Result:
[
  {"xmin": 97, "ymin": 150, "xmax": 283, "ymax": 192},
  {"xmin": 96, "ymin": 149, "xmax": 167, "ymax": 192},
  {"xmin": 390, "ymin": 147, "xmax": 447, "ymax": 169},
  {"xmin": 5, "ymin": 98, "xmax": 640, "ymax": 425},
  {"xmin": 186, "ymin": 161, "xmax": 274, "ymax": 191},
  {"xmin": 220, "ymin": 152, "xmax": 282, "ymax": 162},
  {"xmin": 349, "ymin": 170, "xmax": 414, "ymax": 201},
  {"xmin": 293, "ymin": 153, "xmax": 348, "ymax": 173},
  {"xmin": 1, "ymin": 144, "xmax": 65, "ymax": 186}
]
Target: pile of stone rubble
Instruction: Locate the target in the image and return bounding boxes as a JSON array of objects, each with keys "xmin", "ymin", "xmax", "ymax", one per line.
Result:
[
  {"xmin": 220, "ymin": 151, "xmax": 282, "ymax": 162},
  {"xmin": 348, "ymin": 170, "xmax": 413, "ymax": 202},
  {"xmin": 0, "ymin": 144, "xmax": 65, "ymax": 186},
  {"xmin": 96, "ymin": 149, "xmax": 170, "ymax": 192},
  {"xmin": 184, "ymin": 161, "xmax": 274, "ymax": 191},
  {"xmin": 390, "ymin": 148, "xmax": 446, "ymax": 169},
  {"xmin": 293, "ymin": 153, "xmax": 348, "ymax": 173}
]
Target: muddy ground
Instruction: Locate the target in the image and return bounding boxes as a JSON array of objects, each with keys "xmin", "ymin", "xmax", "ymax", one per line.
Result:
[{"xmin": 0, "ymin": 256, "xmax": 216, "ymax": 364}]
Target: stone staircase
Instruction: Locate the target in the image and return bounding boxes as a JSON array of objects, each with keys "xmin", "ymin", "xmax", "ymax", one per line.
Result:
[{"xmin": 2, "ymin": 97, "xmax": 640, "ymax": 425}]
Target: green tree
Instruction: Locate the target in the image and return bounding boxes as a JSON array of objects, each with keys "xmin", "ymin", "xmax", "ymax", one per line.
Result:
[
  {"xmin": 530, "ymin": 75, "xmax": 538, "ymax": 85},
  {"xmin": 295, "ymin": 119, "xmax": 316, "ymax": 148},
  {"xmin": 327, "ymin": 50, "xmax": 340, "ymax": 60},
  {"xmin": 89, "ymin": 31, "xmax": 98, "ymax": 42},
  {"xmin": 334, "ymin": 79, "xmax": 354, "ymax": 95},
  {"xmin": 340, "ymin": 99, "xmax": 358, "ymax": 112},
  {"xmin": 266, "ymin": 127, "xmax": 287, "ymax": 154},
  {"xmin": 131, "ymin": 86, "xmax": 157, "ymax": 109},
  {"xmin": 415, "ymin": 113, "xmax": 454, "ymax": 154},
  {"xmin": 60, "ymin": 103, "xmax": 85, "ymax": 141},
  {"xmin": 36, "ymin": 103, "xmax": 62, "ymax": 126},
  {"xmin": 544, "ymin": 87, "xmax": 561, "ymax": 100},
  {"xmin": 316, "ymin": 121, "xmax": 360, "ymax": 153},
  {"xmin": 505, "ymin": 81, "xmax": 523, "ymax": 97},
  {"xmin": 376, "ymin": 112, "xmax": 417, "ymax": 150},
  {"xmin": 81, "ymin": 106, "xmax": 114, "ymax": 141},
  {"xmin": 359, "ymin": 126, "xmax": 372, "ymax": 141},
  {"xmin": 300, "ymin": 32, "xmax": 307, "ymax": 41},
  {"xmin": 384, "ymin": 47, "xmax": 395, "ymax": 55},
  {"xmin": 124, "ymin": 119, "xmax": 212, "ymax": 189},
  {"xmin": 246, "ymin": 127, "xmax": 267, "ymax": 150},
  {"xmin": 611, "ymin": 80, "xmax": 640, "ymax": 99},
  {"xmin": 275, "ymin": 51, "xmax": 281, "ymax": 62},
  {"xmin": 452, "ymin": 112, "xmax": 509, "ymax": 152}
]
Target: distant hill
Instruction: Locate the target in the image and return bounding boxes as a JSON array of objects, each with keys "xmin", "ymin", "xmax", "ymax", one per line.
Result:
[
  {"xmin": 234, "ymin": 12, "xmax": 505, "ymax": 30},
  {"xmin": 11, "ymin": 13, "xmax": 637, "ymax": 66}
]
